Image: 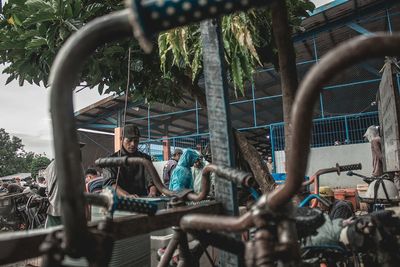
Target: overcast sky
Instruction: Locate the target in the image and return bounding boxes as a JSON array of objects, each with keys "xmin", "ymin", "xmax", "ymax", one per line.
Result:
[
  {"xmin": 0, "ymin": 65, "xmax": 110, "ymax": 158},
  {"xmin": 0, "ymin": 0, "xmax": 333, "ymax": 158}
]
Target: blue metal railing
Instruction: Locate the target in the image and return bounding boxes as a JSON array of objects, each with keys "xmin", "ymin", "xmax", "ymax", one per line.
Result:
[
  {"xmin": 270, "ymin": 111, "xmax": 379, "ymax": 151},
  {"xmin": 140, "ymin": 112, "xmax": 379, "ymax": 162}
]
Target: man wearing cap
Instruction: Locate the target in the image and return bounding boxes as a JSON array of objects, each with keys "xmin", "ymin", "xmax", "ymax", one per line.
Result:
[
  {"xmin": 44, "ymin": 142, "xmax": 86, "ymax": 228},
  {"xmin": 103, "ymin": 125, "xmax": 157, "ymax": 197},
  {"xmin": 162, "ymin": 149, "xmax": 183, "ymax": 187}
]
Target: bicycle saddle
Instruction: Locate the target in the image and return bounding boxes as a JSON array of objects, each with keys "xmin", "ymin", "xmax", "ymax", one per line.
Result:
[{"xmin": 295, "ymin": 207, "xmax": 325, "ymax": 239}]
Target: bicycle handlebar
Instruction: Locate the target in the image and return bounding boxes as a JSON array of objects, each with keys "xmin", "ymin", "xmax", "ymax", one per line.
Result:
[
  {"xmin": 85, "ymin": 188, "xmax": 158, "ymax": 215},
  {"xmin": 287, "ymin": 34, "xmax": 400, "ymax": 212},
  {"xmin": 339, "ymin": 163, "xmax": 362, "ymax": 173},
  {"xmin": 95, "ymin": 157, "xmax": 254, "ymax": 202},
  {"xmin": 302, "ymin": 163, "xmax": 362, "ymax": 187},
  {"xmin": 95, "ymin": 156, "xmax": 182, "ymax": 198},
  {"xmin": 346, "ymin": 171, "xmax": 392, "ymax": 181}
]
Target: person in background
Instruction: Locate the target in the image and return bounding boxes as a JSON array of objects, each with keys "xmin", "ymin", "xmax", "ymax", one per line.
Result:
[
  {"xmin": 364, "ymin": 125, "xmax": 383, "ymax": 177},
  {"xmin": 169, "ymin": 149, "xmax": 200, "ymax": 191},
  {"xmin": 196, "ymin": 144, "xmax": 203, "ymax": 155},
  {"xmin": 266, "ymin": 156, "xmax": 274, "ymax": 174},
  {"xmin": 85, "ymin": 168, "xmax": 104, "ymax": 194},
  {"xmin": 192, "ymin": 158, "xmax": 205, "ymax": 194},
  {"xmin": 394, "ymin": 171, "xmax": 400, "ymax": 192},
  {"xmin": 103, "ymin": 125, "xmax": 157, "ymax": 197},
  {"xmin": 162, "ymin": 148, "xmax": 183, "ymax": 187},
  {"xmin": 36, "ymin": 176, "xmax": 47, "ymax": 197},
  {"xmin": 44, "ymin": 142, "xmax": 86, "ymax": 228},
  {"xmin": 7, "ymin": 183, "xmax": 23, "ymax": 194},
  {"xmin": 202, "ymin": 144, "xmax": 216, "ymax": 195},
  {"xmin": 14, "ymin": 177, "xmax": 21, "ymax": 186}
]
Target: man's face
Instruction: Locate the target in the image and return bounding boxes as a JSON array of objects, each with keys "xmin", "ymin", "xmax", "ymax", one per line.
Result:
[
  {"xmin": 174, "ymin": 152, "xmax": 182, "ymax": 161},
  {"xmin": 85, "ymin": 174, "xmax": 96, "ymax": 183},
  {"xmin": 122, "ymin": 137, "xmax": 139, "ymax": 153},
  {"xmin": 194, "ymin": 159, "xmax": 202, "ymax": 168},
  {"xmin": 267, "ymin": 157, "xmax": 272, "ymax": 163}
]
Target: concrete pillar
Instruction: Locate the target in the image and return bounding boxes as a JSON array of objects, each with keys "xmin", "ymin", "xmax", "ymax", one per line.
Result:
[
  {"xmin": 163, "ymin": 136, "xmax": 170, "ymax": 160},
  {"xmin": 114, "ymin": 127, "xmax": 122, "ymax": 152}
]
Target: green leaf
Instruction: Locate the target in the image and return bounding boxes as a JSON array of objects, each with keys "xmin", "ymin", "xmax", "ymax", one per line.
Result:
[
  {"xmin": 25, "ymin": 0, "xmax": 53, "ymax": 11},
  {"xmin": 24, "ymin": 11, "xmax": 55, "ymax": 26},
  {"xmin": 73, "ymin": 0, "xmax": 82, "ymax": 16},
  {"xmin": 5, "ymin": 75, "xmax": 15, "ymax": 85},
  {"xmin": 26, "ymin": 37, "xmax": 47, "ymax": 49}
]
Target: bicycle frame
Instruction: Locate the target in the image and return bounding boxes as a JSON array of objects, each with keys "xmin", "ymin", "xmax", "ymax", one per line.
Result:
[
  {"xmin": 1, "ymin": 0, "xmax": 400, "ymax": 266},
  {"xmin": 300, "ymin": 163, "xmax": 361, "ymax": 208}
]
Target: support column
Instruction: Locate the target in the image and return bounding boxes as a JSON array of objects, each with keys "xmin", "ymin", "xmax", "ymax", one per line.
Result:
[
  {"xmin": 114, "ymin": 110, "xmax": 124, "ymax": 152},
  {"xmin": 200, "ymin": 19, "xmax": 239, "ymax": 267},
  {"xmin": 313, "ymin": 36, "xmax": 324, "ymax": 118},
  {"xmin": 163, "ymin": 136, "xmax": 170, "ymax": 161},
  {"xmin": 114, "ymin": 127, "xmax": 122, "ymax": 152}
]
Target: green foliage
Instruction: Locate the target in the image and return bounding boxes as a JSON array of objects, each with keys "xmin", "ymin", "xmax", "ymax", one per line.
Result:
[
  {"xmin": 0, "ymin": 0, "xmax": 184, "ymax": 104},
  {"xmin": 30, "ymin": 156, "xmax": 51, "ymax": 178},
  {"xmin": 0, "ymin": 128, "xmax": 24, "ymax": 177},
  {"xmin": 0, "ymin": 128, "xmax": 50, "ymax": 177},
  {"xmin": 0, "ymin": 0, "xmax": 314, "ymax": 102},
  {"xmin": 158, "ymin": 0, "xmax": 315, "ymax": 96}
]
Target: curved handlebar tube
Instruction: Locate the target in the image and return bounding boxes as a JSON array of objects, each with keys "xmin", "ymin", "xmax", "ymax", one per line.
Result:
[
  {"xmin": 49, "ymin": 10, "xmax": 133, "ymax": 257},
  {"xmin": 180, "ymin": 211, "xmax": 254, "ymax": 233},
  {"xmin": 95, "ymin": 156, "xmax": 177, "ymax": 197},
  {"xmin": 302, "ymin": 163, "xmax": 362, "ymax": 187},
  {"xmin": 203, "ymin": 164, "xmax": 255, "ymax": 188},
  {"xmin": 301, "ymin": 163, "xmax": 361, "ymax": 208},
  {"xmin": 286, "ymin": 34, "xmax": 400, "ymax": 212},
  {"xmin": 181, "ymin": 35, "xmax": 400, "ymax": 235},
  {"xmin": 47, "ymin": 1, "xmax": 291, "ymax": 261},
  {"xmin": 125, "ymin": 0, "xmax": 274, "ymax": 52}
]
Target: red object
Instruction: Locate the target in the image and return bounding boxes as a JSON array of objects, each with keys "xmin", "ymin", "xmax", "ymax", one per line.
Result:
[
  {"xmin": 344, "ymin": 188, "xmax": 358, "ymax": 210},
  {"xmin": 334, "ymin": 189, "xmax": 346, "ymax": 200},
  {"xmin": 334, "ymin": 189, "xmax": 358, "ymax": 210}
]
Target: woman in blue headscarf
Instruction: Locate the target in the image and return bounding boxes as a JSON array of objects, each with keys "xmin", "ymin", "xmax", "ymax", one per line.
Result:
[{"xmin": 169, "ymin": 149, "xmax": 200, "ymax": 191}]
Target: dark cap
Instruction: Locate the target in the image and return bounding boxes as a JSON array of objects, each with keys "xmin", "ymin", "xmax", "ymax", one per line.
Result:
[
  {"xmin": 172, "ymin": 148, "xmax": 183, "ymax": 156},
  {"xmin": 79, "ymin": 142, "xmax": 86, "ymax": 148},
  {"xmin": 124, "ymin": 125, "xmax": 141, "ymax": 138}
]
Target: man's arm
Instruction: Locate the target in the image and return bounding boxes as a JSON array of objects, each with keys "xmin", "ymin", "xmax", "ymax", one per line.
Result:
[
  {"xmin": 143, "ymin": 154, "xmax": 158, "ymax": 197},
  {"xmin": 103, "ymin": 167, "xmax": 138, "ymax": 198},
  {"xmin": 112, "ymin": 184, "xmax": 138, "ymax": 198}
]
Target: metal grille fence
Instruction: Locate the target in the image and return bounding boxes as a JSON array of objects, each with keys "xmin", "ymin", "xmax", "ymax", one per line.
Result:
[
  {"xmin": 140, "ymin": 112, "xmax": 378, "ymax": 164},
  {"xmin": 270, "ymin": 111, "xmax": 379, "ymax": 152}
]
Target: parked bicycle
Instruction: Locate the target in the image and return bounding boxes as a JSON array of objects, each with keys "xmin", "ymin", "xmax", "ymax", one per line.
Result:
[{"xmin": 346, "ymin": 171, "xmax": 400, "ymax": 211}]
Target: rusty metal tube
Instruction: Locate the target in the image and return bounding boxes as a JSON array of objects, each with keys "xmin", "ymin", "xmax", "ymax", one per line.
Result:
[
  {"xmin": 203, "ymin": 164, "xmax": 254, "ymax": 187},
  {"xmin": 180, "ymin": 211, "xmax": 253, "ymax": 232},
  {"xmin": 95, "ymin": 156, "xmax": 211, "ymax": 201},
  {"xmin": 95, "ymin": 156, "xmax": 176, "ymax": 197},
  {"xmin": 49, "ymin": 9, "xmax": 132, "ymax": 256},
  {"xmin": 269, "ymin": 34, "xmax": 400, "ymax": 211},
  {"xmin": 95, "ymin": 157, "xmax": 253, "ymax": 202}
]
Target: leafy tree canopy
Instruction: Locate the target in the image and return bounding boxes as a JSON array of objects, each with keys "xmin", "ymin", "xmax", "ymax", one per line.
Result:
[
  {"xmin": 0, "ymin": 0, "xmax": 314, "ymax": 104},
  {"xmin": 30, "ymin": 155, "xmax": 51, "ymax": 178},
  {"xmin": 0, "ymin": 128, "xmax": 50, "ymax": 177}
]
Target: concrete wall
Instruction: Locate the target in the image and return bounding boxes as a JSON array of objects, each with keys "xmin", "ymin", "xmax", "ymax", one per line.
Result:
[{"xmin": 274, "ymin": 143, "xmax": 373, "ymax": 188}]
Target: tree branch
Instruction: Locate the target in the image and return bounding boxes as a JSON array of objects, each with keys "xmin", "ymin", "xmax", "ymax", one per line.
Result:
[{"xmin": 234, "ymin": 130, "xmax": 276, "ymax": 193}]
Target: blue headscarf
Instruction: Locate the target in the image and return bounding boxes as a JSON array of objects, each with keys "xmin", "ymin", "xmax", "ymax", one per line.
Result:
[{"xmin": 169, "ymin": 149, "xmax": 200, "ymax": 191}]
